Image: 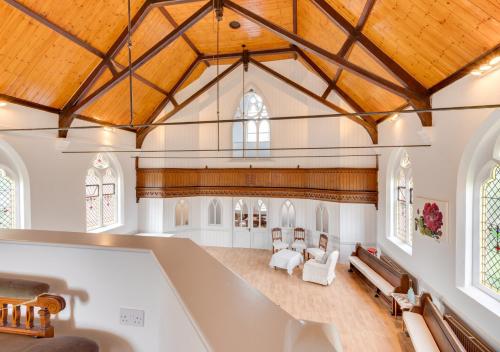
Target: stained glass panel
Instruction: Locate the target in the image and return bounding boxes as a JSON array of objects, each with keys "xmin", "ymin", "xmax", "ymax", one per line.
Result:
[
  {"xmin": 102, "ymin": 169, "xmax": 116, "ymax": 226},
  {"xmin": 85, "ymin": 169, "xmax": 100, "ymax": 230},
  {"xmin": 0, "ymin": 169, "xmax": 15, "ymax": 229},
  {"xmin": 480, "ymin": 165, "xmax": 500, "ymax": 293}
]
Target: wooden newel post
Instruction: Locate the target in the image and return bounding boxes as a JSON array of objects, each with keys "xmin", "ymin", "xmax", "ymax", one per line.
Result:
[{"xmin": 38, "ymin": 307, "xmax": 54, "ymax": 337}]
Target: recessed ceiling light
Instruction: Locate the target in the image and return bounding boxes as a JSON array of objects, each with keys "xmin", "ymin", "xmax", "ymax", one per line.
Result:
[
  {"xmin": 229, "ymin": 21, "xmax": 241, "ymax": 29},
  {"xmin": 479, "ymin": 64, "xmax": 492, "ymax": 71},
  {"xmin": 470, "ymin": 70, "xmax": 482, "ymax": 76},
  {"xmin": 489, "ymin": 56, "xmax": 500, "ymax": 66},
  {"xmin": 0, "ymin": 101, "xmax": 7, "ymax": 107}
]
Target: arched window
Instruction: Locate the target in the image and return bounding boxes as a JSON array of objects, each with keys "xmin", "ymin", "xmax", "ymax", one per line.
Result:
[
  {"xmin": 281, "ymin": 200, "xmax": 295, "ymax": 228},
  {"xmin": 0, "ymin": 169, "xmax": 15, "ymax": 229},
  {"xmin": 477, "ymin": 164, "xmax": 499, "ymax": 295},
  {"xmin": 208, "ymin": 198, "xmax": 222, "ymax": 225},
  {"xmin": 234, "ymin": 199, "xmax": 248, "ymax": 227},
  {"xmin": 85, "ymin": 153, "xmax": 119, "ymax": 231},
  {"xmin": 175, "ymin": 199, "xmax": 189, "ymax": 227},
  {"xmin": 315, "ymin": 204, "xmax": 329, "ymax": 233},
  {"xmin": 394, "ymin": 150, "xmax": 413, "ymax": 245},
  {"xmin": 232, "ymin": 89, "xmax": 270, "ymax": 157},
  {"xmin": 253, "ymin": 199, "xmax": 267, "ymax": 228}
]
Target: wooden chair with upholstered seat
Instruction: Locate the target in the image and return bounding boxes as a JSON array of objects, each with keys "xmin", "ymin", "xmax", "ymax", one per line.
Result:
[
  {"xmin": 306, "ymin": 233, "xmax": 328, "ymax": 260},
  {"xmin": 271, "ymin": 228, "xmax": 288, "ymax": 253},
  {"xmin": 291, "ymin": 227, "xmax": 307, "ymax": 258}
]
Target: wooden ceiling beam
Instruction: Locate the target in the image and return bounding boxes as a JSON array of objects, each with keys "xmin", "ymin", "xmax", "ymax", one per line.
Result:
[
  {"xmin": 137, "ymin": 59, "xmax": 242, "ymax": 148},
  {"xmin": 159, "ymin": 7, "xmax": 210, "ymax": 68},
  {"xmin": 150, "ymin": 0, "xmax": 204, "ymax": 6},
  {"xmin": 63, "ymin": 2, "xmax": 212, "ymax": 121},
  {"xmin": 322, "ymin": 0, "xmax": 375, "ymax": 98},
  {"xmin": 311, "ymin": 0, "xmax": 426, "ymax": 95},
  {"xmin": 312, "ymin": 0, "xmax": 432, "ymax": 126},
  {"xmin": 428, "ymin": 44, "xmax": 500, "ymax": 95},
  {"xmin": 224, "ymin": 0, "xmax": 421, "ymax": 102},
  {"xmin": 0, "ymin": 94, "xmax": 60, "ymax": 115},
  {"xmin": 294, "ymin": 47, "xmax": 376, "ymax": 125},
  {"xmin": 201, "ymin": 47, "xmax": 295, "ymax": 61},
  {"xmin": 3, "ymin": 0, "xmax": 168, "ymax": 137},
  {"xmin": 139, "ymin": 56, "xmax": 202, "ymax": 131},
  {"xmin": 249, "ymin": 58, "xmax": 378, "ymax": 144}
]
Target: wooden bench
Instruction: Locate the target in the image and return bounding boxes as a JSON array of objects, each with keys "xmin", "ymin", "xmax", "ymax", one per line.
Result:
[
  {"xmin": 348, "ymin": 243, "xmax": 410, "ymax": 306},
  {"xmin": 403, "ymin": 293, "xmax": 466, "ymax": 352}
]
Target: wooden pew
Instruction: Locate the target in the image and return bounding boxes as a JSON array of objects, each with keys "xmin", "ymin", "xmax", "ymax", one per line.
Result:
[
  {"xmin": 404, "ymin": 293, "xmax": 465, "ymax": 352},
  {"xmin": 348, "ymin": 243, "xmax": 410, "ymax": 306}
]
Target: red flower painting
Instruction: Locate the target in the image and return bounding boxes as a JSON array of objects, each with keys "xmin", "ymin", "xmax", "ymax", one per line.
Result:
[{"xmin": 415, "ymin": 202, "xmax": 444, "ymax": 240}]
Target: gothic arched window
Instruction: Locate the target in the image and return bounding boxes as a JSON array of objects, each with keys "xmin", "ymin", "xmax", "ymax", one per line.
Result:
[
  {"xmin": 394, "ymin": 150, "xmax": 414, "ymax": 245},
  {"xmin": 0, "ymin": 169, "xmax": 15, "ymax": 229},
  {"xmin": 281, "ymin": 200, "xmax": 296, "ymax": 228},
  {"xmin": 85, "ymin": 153, "xmax": 118, "ymax": 231},
  {"xmin": 315, "ymin": 204, "xmax": 329, "ymax": 233},
  {"xmin": 208, "ymin": 198, "xmax": 222, "ymax": 226},
  {"xmin": 232, "ymin": 89, "xmax": 270, "ymax": 157},
  {"xmin": 478, "ymin": 165, "xmax": 500, "ymax": 294},
  {"xmin": 175, "ymin": 199, "xmax": 189, "ymax": 227}
]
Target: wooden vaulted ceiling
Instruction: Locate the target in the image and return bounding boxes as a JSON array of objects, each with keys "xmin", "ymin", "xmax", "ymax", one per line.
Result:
[{"xmin": 0, "ymin": 0, "xmax": 499, "ymax": 147}]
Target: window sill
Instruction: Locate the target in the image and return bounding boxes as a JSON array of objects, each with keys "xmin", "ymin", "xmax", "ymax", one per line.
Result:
[
  {"xmin": 458, "ymin": 286, "xmax": 500, "ymax": 316},
  {"xmin": 387, "ymin": 236, "xmax": 413, "ymax": 256},
  {"xmin": 87, "ymin": 223, "xmax": 122, "ymax": 234}
]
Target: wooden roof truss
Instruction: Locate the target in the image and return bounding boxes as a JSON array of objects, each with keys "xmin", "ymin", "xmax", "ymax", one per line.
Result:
[{"xmin": 2, "ymin": 0, "xmax": 498, "ymax": 147}]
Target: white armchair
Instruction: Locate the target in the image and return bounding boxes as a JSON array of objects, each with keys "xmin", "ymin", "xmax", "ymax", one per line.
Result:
[{"xmin": 302, "ymin": 250, "xmax": 339, "ymax": 286}]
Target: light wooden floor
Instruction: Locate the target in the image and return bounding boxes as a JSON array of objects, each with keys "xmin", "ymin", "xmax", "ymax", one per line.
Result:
[{"xmin": 205, "ymin": 247, "xmax": 414, "ymax": 352}]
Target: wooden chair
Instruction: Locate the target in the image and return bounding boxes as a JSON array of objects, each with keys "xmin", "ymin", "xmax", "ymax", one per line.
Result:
[
  {"xmin": 271, "ymin": 227, "xmax": 288, "ymax": 253},
  {"xmin": 291, "ymin": 227, "xmax": 307, "ymax": 258},
  {"xmin": 306, "ymin": 233, "xmax": 328, "ymax": 260}
]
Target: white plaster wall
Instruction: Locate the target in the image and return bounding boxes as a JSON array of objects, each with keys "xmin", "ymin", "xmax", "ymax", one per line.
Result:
[
  {"xmin": 141, "ymin": 59, "xmax": 376, "ymax": 169},
  {"xmin": 376, "ymin": 68, "xmax": 500, "ymax": 349},
  {"xmin": 0, "ymin": 104, "xmax": 138, "ymax": 233},
  {"xmin": 0, "ymin": 241, "xmax": 207, "ymax": 352},
  {"xmin": 138, "ymin": 196, "xmax": 377, "ymax": 263}
]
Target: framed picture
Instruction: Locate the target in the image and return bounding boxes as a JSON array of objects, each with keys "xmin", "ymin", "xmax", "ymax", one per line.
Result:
[{"xmin": 414, "ymin": 197, "xmax": 448, "ymax": 243}]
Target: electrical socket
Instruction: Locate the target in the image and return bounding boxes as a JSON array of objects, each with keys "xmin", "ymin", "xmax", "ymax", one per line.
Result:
[{"xmin": 119, "ymin": 308, "xmax": 145, "ymax": 327}]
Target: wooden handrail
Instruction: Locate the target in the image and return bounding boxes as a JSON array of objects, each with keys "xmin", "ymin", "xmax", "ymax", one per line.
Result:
[{"xmin": 0, "ymin": 293, "xmax": 66, "ymax": 338}]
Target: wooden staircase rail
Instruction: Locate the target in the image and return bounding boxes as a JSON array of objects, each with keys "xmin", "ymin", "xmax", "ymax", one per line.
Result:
[{"xmin": 0, "ymin": 293, "xmax": 66, "ymax": 338}]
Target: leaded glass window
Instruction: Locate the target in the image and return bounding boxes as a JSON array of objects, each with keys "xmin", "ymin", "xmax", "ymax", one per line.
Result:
[
  {"xmin": 394, "ymin": 151, "xmax": 413, "ymax": 245},
  {"xmin": 281, "ymin": 200, "xmax": 295, "ymax": 228},
  {"xmin": 479, "ymin": 164, "xmax": 500, "ymax": 294},
  {"xmin": 232, "ymin": 90, "xmax": 271, "ymax": 157},
  {"xmin": 175, "ymin": 199, "xmax": 189, "ymax": 227},
  {"xmin": 0, "ymin": 169, "xmax": 15, "ymax": 229},
  {"xmin": 253, "ymin": 199, "xmax": 267, "ymax": 228},
  {"xmin": 234, "ymin": 199, "xmax": 248, "ymax": 227},
  {"xmin": 86, "ymin": 154, "xmax": 118, "ymax": 231},
  {"xmin": 316, "ymin": 205, "xmax": 328, "ymax": 233},
  {"xmin": 208, "ymin": 198, "xmax": 222, "ymax": 225}
]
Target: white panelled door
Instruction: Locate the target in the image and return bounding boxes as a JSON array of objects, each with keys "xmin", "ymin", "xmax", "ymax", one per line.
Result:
[{"xmin": 232, "ymin": 198, "xmax": 270, "ymax": 249}]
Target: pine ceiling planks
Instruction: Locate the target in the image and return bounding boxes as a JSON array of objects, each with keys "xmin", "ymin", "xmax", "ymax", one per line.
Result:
[
  {"xmin": 0, "ymin": 2, "xmax": 100, "ymax": 108},
  {"xmin": 323, "ymin": 0, "xmax": 368, "ymax": 26},
  {"xmin": 16, "ymin": 0, "xmax": 146, "ymax": 54},
  {"xmin": 81, "ymin": 77, "xmax": 165, "ymax": 125},
  {"xmin": 337, "ymin": 69, "xmax": 407, "ymax": 116},
  {"xmin": 363, "ymin": 0, "xmax": 500, "ymax": 87},
  {"xmin": 169, "ymin": 6, "xmax": 289, "ymax": 54},
  {"xmin": 137, "ymin": 36, "xmax": 199, "ymax": 92},
  {"xmin": 297, "ymin": 0, "xmax": 347, "ymax": 79},
  {"xmin": 114, "ymin": 7, "xmax": 174, "ymax": 65}
]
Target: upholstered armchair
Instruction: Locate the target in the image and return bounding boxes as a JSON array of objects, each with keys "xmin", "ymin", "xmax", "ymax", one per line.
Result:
[
  {"xmin": 291, "ymin": 227, "xmax": 306, "ymax": 257},
  {"xmin": 306, "ymin": 233, "xmax": 328, "ymax": 260},
  {"xmin": 302, "ymin": 251, "xmax": 339, "ymax": 286},
  {"xmin": 271, "ymin": 228, "xmax": 288, "ymax": 253}
]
